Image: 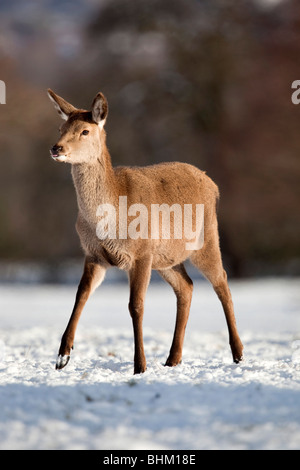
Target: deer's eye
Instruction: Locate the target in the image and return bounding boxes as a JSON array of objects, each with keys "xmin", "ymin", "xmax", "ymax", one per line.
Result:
[{"xmin": 81, "ymin": 130, "xmax": 89, "ymax": 136}]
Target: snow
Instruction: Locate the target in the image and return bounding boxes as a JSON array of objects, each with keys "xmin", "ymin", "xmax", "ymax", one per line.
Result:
[{"xmin": 0, "ymin": 277, "xmax": 300, "ymax": 450}]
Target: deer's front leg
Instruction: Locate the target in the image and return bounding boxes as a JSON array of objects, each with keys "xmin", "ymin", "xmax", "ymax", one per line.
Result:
[
  {"xmin": 56, "ymin": 257, "xmax": 106, "ymax": 370},
  {"xmin": 128, "ymin": 257, "xmax": 152, "ymax": 374}
]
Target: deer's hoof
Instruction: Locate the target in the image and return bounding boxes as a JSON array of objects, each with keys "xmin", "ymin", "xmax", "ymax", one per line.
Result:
[
  {"xmin": 165, "ymin": 354, "xmax": 182, "ymax": 367},
  {"xmin": 233, "ymin": 354, "xmax": 244, "ymax": 364},
  {"xmin": 56, "ymin": 354, "xmax": 70, "ymax": 370}
]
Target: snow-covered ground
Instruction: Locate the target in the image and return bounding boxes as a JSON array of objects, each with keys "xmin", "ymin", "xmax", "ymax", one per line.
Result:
[{"xmin": 0, "ymin": 277, "xmax": 299, "ymax": 450}]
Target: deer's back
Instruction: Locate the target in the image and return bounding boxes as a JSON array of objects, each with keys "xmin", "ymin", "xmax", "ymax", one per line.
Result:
[{"xmin": 115, "ymin": 161, "xmax": 219, "ymax": 208}]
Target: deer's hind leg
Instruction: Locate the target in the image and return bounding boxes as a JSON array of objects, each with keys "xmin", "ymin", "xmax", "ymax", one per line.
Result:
[
  {"xmin": 191, "ymin": 232, "xmax": 243, "ymax": 363},
  {"xmin": 158, "ymin": 263, "xmax": 193, "ymax": 367}
]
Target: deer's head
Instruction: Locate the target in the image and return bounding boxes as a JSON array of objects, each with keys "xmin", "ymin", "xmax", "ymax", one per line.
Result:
[{"xmin": 48, "ymin": 89, "xmax": 108, "ymax": 164}]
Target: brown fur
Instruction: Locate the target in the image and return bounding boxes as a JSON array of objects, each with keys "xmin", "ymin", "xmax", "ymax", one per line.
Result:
[{"xmin": 48, "ymin": 89, "xmax": 243, "ymax": 374}]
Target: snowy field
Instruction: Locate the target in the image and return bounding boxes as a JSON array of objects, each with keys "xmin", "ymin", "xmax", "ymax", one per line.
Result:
[{"xmin": 0, "ymin": 276, "xmax": 299, "ymax": 450}]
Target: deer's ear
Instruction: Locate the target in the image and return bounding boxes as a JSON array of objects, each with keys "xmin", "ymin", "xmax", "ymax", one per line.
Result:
[
  {"xmin": 47, "ymin": 89, "xmax": 77, "ymax": 121},
  {"xmin": 91, "ymin": 92, "xmax": 108, "ymax": 127}
]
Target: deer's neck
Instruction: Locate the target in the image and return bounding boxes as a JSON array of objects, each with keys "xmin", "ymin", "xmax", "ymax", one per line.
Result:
[{"xmin": 71, "ymin": 148, "xmax": 118, "ymax": 224}]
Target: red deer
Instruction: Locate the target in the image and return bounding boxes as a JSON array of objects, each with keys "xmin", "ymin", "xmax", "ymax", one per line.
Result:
[{"xmin": 48, "ymin": 89, "xmax": 243, "ymax": 374}]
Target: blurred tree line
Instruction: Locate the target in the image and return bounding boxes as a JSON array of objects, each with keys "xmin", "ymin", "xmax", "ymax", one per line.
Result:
[{"xmin": 0, "ymin": 0, "xmax": 299, "ymax": 278}]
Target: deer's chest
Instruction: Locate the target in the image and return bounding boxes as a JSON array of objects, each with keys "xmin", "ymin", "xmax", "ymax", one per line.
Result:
[{"xmin": 75, "ymin": 213, "xmax": 132, "ymax": 270}]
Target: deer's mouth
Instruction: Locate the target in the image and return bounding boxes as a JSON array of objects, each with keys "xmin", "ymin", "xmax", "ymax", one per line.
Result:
[{"xmin": 50, "ymin": 151, "xmax": 68, "ymax": 162}]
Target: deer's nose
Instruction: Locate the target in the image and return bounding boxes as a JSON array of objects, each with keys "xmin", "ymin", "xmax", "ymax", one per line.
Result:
[{"xmin": 51, "ymin": 145, "xmax": 63, "ymax": 155}]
